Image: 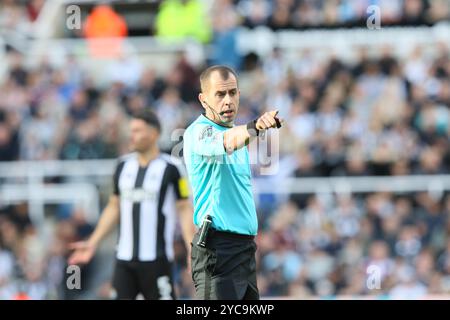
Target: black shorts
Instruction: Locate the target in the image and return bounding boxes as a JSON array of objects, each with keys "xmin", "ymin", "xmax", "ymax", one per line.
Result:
[
  {"xmin": 191, "ymin": 229, "xmax": 259, "ymax": 300},
  {"xmin": 112, "ymin": 258, "xmax": 176, "ymax": 300}
]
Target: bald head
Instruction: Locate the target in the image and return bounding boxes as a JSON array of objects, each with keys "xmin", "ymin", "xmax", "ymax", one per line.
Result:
[{"xmin": 200, "ymin": 65, "xmax": 238, "ymax": 93}]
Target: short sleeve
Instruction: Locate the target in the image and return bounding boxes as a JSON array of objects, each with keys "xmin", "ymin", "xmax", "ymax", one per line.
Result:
[
  {"xmin": 165, "ymin": 162, "xmax": 190, "ymax": 200},
  {"xmin": 113, "ymin": 160, "xmax": 125, "ymax": 196},
  {"xmin": 190, "ymin": 124, "xmax": 226, "ymax": 157}
]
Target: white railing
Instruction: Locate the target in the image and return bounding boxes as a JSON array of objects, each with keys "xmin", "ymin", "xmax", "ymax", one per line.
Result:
[
  {"xmin": 1, "ymin": 160, "xmax": 450, "ymax": 226},
  {"xmin": 237, "ymin": 22, "xmax": 450, "ymax": 58},
  {"xmin": 0, "ymin": 37, "xmax": 6, "ymax": 81},
  {"xmin": 1, "ymin": 183, "xmax": 100, "ymax": 225},
  {"xmin": 0, "ymin": 160, "xmax": 115, "ymax": 225},
  {"xmin": 0, "ymin": 159, "xmax": 116, "ymax": 178},
  {"xmin": 254, "ymin": 175, "xmax": 450, "ymax": 195}
]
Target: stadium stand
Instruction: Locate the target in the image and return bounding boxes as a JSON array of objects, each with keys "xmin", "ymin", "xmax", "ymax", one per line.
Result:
[{"xmin": 0, "ymin": 0, "xmax": 449, "ymax": 299}]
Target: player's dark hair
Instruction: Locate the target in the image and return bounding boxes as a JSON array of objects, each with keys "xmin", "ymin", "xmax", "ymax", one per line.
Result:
[{"xmin": 132, "ymin": 108, "xmax": 161, "ymax": 132}]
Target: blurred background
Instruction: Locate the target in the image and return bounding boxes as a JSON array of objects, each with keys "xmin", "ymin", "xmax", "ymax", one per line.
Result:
[{"xmin": 0, "ymin": 0, "xmax": 450, "ymax": 300}]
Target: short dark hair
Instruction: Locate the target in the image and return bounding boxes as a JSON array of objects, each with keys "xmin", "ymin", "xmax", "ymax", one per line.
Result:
[
  {"xmin": 132, "ymin": 108, "xmax": 161, "ymax": 132},
  {"xmin": 199, "ymin": 65, "xmax": 238, "ymax": 92}
]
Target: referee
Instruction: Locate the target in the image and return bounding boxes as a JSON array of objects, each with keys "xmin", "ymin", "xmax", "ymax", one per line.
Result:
[
  {"xmin": 68, "ymin": 109, "xmax": 195, "ymax": 300},
  {"xmin": 183, "ymin": 65, "xmax": 283, "ymax": 300}
]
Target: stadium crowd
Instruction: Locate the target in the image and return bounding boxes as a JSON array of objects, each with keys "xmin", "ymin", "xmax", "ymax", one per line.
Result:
[
  {"xmin": 1, "ymin": 0, "xmax": 450, "ymax": 299},
  {"xmin": 235, "ymin": 0, "xmax": 450, "ymax": 29}
]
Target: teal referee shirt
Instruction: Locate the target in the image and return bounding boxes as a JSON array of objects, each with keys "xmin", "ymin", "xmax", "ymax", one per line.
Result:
[{"xmin": 183, "ymin": 114, "xmax": 258, "ymax": 236}]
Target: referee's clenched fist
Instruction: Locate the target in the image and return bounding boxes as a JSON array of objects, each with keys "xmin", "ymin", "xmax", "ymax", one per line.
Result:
[{"xmin": 255, "ymin": 110, "xmax": 284, "ymax": 131}]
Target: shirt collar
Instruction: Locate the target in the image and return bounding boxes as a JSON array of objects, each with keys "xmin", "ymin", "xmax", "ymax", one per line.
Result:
[{"xmin": 201, "ymin": 112, "xmax": 234, "ymax": 128}]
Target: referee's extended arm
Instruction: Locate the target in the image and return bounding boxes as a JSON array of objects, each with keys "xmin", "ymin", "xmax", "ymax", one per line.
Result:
[{"xmin": 68, "ymin": 195, "xmax": 120, "ymax": 265}]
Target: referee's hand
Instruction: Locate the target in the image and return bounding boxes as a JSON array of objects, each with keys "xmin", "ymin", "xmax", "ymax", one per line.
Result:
[
  {"xmin": 68, "ymin": 241, "xmax": 97, "ymax": 265},
  {"xmin": 255, "ymin": 110, "xmax": 284, "ymax": 131}
]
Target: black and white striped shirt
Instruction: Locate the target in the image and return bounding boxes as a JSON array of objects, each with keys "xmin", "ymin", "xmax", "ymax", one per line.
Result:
[{"xmin": 113, "ymin": 153, "xmax": 189, "ymax": 262}]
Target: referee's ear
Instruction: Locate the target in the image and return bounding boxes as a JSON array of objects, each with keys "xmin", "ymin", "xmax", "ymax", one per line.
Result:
[{"xmin": 198, "ymin": 93, "xmax": 206, "ymax": 110}]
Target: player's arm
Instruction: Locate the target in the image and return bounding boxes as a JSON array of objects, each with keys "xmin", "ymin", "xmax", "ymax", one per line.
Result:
[
  {"xmin": 224, "ymin": 110, "xmax": 282, "ymax": 154},
  {"xmin": 172, "ymin": 167, "xmax": 195, "ymax": 250},
  {"xmin": 87, "ymin": 195, "xmax": 120, "ymax": 247},
  {"xmin": 68, "ymin": 195, "xmax": 120, "ymax": 265},
  {"xmin": 68, "ymin": 161, "xmax": 123, "ymax": 266},
  {"xmin": 170, "ymin": 164, "xmax": 195, "ymax": 272},
  {"xmin": 176, "ymin": 198, "xmax": 195, "ymax": 273}
]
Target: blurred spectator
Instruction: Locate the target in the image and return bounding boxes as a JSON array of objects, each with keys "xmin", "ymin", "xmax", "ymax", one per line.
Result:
[
  {"xmin": 155, "ymin": 0, "xmax": 211, "ymax": 43},
  {"xmin": 173, "ymin": 53, "xmax": 200, "ymax": 102},
  {"xmin": 268, "ymin": 0, "xmax": 294, "ymax": 30},
  {"xmin": 83, "ymin": 4, "xmax": 128, "ymax": 58},
  {"xmin": 395, "ymin": 225, "xmax": 422, "ymax": 261},
  {"xmin": 0, "ymin": 110, "xmax": 19, "ymax": 161},
  {"xmin": 427, "ymin": 0, "xmax": 450, "ymax": 23},
  {"xmin": 389, "ymin": 265, "xmax": 428, "ymax": 299},
  {"xmin": 238, "ymin": 0, "xmax": 272, "ymax": 28},
  {"xmin": 155, "ymin": 86, "xmax": 188, "ymax": 152},
  {"xmin": 108, "ymin": 53, "xmax": 143, "ymax": 89},
  {"xmin": 331, "ymin": 195, "xmax": 361, "ymax": 239},
  {"xmin": 402, "ymin": 0, "xmax": 426, "ymax": 25},
  {"xmin": 365, "ymin": 240, "xmax": 395, "ymax": 283},
  {"xmin": 0, "ymin": 0, "xmax": 32, "ymax": 38},
  {"xmin": 209, "ymin": 0, "xmax": 242, "ymax": 70},
  {"xmin": 26, "ymin": 0, "xmax": 44, "ymax": 22}
]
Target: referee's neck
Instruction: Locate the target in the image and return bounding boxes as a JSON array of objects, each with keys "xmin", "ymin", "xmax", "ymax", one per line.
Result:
[{"xmin": 137, "ymin": 147, "xmax": 160, "ymax": 167}]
